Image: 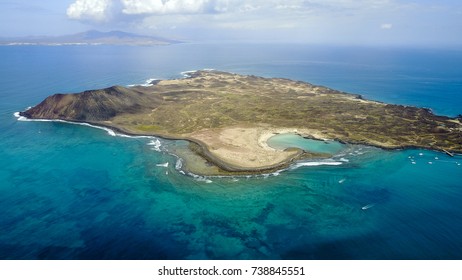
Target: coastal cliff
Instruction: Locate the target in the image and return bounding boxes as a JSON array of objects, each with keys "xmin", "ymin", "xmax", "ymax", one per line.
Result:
[{"xmin": 20, "ymin": 70, "xmax": 462, "ymax": 173}]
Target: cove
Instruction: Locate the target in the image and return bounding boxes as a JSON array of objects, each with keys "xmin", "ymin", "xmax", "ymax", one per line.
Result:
[{"xmin": 267, "ymin": 133, "xmax": 345, "ymax": 154}]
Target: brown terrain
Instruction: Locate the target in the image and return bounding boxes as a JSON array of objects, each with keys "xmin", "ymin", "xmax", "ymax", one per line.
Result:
[{"xmin": 20, "ymin": 70, "xmax": 462, "ymax": 174}]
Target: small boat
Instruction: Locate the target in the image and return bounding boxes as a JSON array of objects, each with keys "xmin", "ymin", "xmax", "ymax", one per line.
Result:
[{"xmin": 361, "ymin": 203, "xmax": 375, "ymax": 210}]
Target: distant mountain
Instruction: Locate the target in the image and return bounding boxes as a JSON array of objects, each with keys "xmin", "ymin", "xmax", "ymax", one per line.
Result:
[{"xmin": 0, "ymin": 30, "xmax": 181, "ymax": 46}]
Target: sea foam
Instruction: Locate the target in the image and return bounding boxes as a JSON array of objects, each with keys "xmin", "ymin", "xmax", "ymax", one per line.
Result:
[
  {"xmin": 180, "ymin": 70, "xmax": 197, "ymax": 78},
  {"xmin": 127, "ymin": 78, "xmax": 160, "ymax": 87},
  {"xmin": 175, "ymin": 158, "xmax": 183, "ymax": 170},
  {"xmin": 189, "ymin": 173, "xmax": 213, "ymax": 183},
  {"xmin": 13, "ymin": 112, "xmax": 28, "ymax": 121},
  {"xmin": 294, "ymin": 161, "xmax": 343, "ymax": 167},
  {"xmin": 147, "ymin": 139, "xmax": 162, "ymax": 152},
  {"xmin": 14, "ymin": 112, "xmax": 119, "ymax": 136},
  {"xmin": 15, "ymin": 109, "xmax": 344, "ymax": 180},
  {"xmin": 180, "ymin": 69, "xmax": 215, "ymax": 78},
  {"xmin": 13, "ymin": 112, "xmax": 170, "ymax": 145}
]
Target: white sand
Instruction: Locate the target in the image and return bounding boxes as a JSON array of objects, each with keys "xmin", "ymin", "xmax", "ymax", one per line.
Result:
[{"xmin": 188, "ymin": 125, "xmax": 329, "ymax": 169}]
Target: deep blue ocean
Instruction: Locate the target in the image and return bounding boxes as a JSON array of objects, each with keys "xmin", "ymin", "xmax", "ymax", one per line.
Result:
[{"xmin": 1, "ymin": 43, "xmax": 462, "ymax": 259}]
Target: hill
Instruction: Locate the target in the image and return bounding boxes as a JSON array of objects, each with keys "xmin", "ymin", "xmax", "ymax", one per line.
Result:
[{"xmin": 0, "ymin": 30, "xmax": 180, "ymax": 46}]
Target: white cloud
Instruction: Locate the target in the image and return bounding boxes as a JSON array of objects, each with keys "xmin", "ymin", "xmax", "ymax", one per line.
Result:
[
  {"xmin": 121, "ymin": 0, "xmax": 228, "ymax": 15},
  {"xmin": 62, "ymin": 0, "xmax": 462, "ymax": 46},
  {"xmin": 381, "ymin": 23, "xmax": 393, "ymax": 29},
  {"xmin": 67, "ymin": 0, "xmax": 112, "ymax": 21},
  {"xmin": 65, "ymin": 0, "xmax": 394, "ymax": 23}
]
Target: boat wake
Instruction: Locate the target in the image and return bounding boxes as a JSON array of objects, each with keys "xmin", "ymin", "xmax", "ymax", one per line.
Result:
[{"xmin": 361, "ymin": 203, "xmax": 375, "ymax": 210}]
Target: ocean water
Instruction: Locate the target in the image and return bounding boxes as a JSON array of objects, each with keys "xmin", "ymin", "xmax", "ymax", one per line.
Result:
[
  {"xmin": 1, "ymin": 44, "xmax": 462, "ymax": 259},
  {"xmin": 267, "ymin": 134, "xmax": 344, "ymax": 154}
]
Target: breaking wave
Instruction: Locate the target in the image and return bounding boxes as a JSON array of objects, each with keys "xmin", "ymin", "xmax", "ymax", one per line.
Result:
[
  {"xmin": 127, "ymin": 78, "xmax": 160, "ymax": 87},
  {"xmin": 147, "ymin": 139, "xmax": 162, "ymax": 152},
  {"xmin": 175, "ymin": 158, "xmax": 183, "ymax": 169},
  {"xmin": 181, "ymin": 69, "xmax": 215, "ymax": 78},
  {"xmin": 13, "ymin": 112, "xmax": 28, "ymax": 121},
  {"xmin": 293, "ymin": 161, "xmax": 343, "ymax": 168},
  {"xmin": 191, "ymin": 174, "xmax": 213, "ymax": 184},
  {"xmin": 14, "ymin": 112, "xmax": 168, "ymax": 152}
]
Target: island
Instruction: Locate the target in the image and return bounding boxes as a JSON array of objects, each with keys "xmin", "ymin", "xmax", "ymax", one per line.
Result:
[
  {"xmin": 0, "ymin": 30, "xmax": 180, "ymax": 46},
  {"xmin": 20, "ymin": 70, "xmax": 462, "ymax": 175}
]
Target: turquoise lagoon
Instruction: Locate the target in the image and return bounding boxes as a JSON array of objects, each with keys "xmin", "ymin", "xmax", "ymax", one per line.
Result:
[
  {"xmin": 1, "ymin": 44, "xmax": 462, "ymax": 259},
  {"xmin": 267, "ymin": 133, "xmax": 344, "ymax": 154}
]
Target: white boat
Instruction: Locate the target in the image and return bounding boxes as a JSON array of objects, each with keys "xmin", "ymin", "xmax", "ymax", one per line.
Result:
[{"xmin": 361, "ymin": 204, "xmax": 375, "ymax": 210}]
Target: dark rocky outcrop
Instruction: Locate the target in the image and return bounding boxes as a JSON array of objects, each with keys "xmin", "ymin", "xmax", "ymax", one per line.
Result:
[{"xmin": 21, "ymin": 86, "xmax": 159, "ymax": 121}]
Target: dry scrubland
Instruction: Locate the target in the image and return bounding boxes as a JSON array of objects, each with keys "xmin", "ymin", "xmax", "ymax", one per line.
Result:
[{"xmin": 22, "ymin": 70, "xmax": 462, "ymax": 174}]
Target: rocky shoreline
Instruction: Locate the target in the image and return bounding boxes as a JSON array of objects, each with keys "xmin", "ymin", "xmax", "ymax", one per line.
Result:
[{"xmin": 19, "ymin": 70, "xmax": 462, "ymax": 175}]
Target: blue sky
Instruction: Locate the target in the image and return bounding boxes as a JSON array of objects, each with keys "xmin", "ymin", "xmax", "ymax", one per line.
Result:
[{"xmin": 1, "ymin": 0, "xmax": 462, "ymax": 46}]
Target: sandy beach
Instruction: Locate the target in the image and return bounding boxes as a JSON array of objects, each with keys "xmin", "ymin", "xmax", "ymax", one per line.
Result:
[{"xmin": 187, "ymin": 125, "xmax": 329, "ymax": 171}]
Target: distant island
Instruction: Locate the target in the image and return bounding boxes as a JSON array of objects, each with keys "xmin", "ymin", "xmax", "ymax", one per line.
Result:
[
  {"xmin": 20, "ymin": 70, "xmax": 462, "ymax": 175},
  {"xmin": 0, "ymin": 30, "xmax": 180, "ymax": 46}
]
